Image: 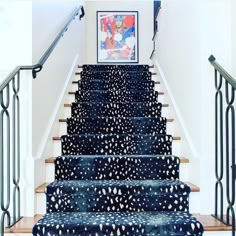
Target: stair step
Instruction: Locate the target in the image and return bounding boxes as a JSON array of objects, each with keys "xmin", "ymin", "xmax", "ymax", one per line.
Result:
[
  {"xmin": 66, "ymin": 117, "xmax": 167, "ymax": 135},
  {"xmin": 75, "ymin": 72, "xmax": 158, "ymax": 76},
  {"xmin": 54, "ymin": 155, "xmax": 180, "ymax": 181},
  {"xmin": 46, "ymin": 179, "xmax": 190, "ymax": 213},
  {"xmin": 72, "ymin": 80, "xmax": 161, "ymax": 85},
  {"xmin": 69, "ymin": 91, "xmax": 165, "ymax": 95},
  {"xmin": 64, "ymin": 103, "xmax": 169, "ymax": 107},
  {"xmin": 45, "ymin": 156, "xmax": 189, "ymax": 164},
  {"xmin": 71, "ymin": 102, "xmax": 164, "ymax": 118},
  {"xmin": 61, "ymin": 134, "xmax": 172, "ymax": 155},
  {"xmin": 59, "ymin": 118, "xmax": 175, "ymax": 123},
  {"xmin": 35, "ymin": 181, "xmax": 199, "ymax": 194},
  {"xmin": 6, "ymin": 214, "xmax": 232, "ymax": 234},
  {"xmin": 53, "ymin": 136, "xmax": 181, "ymax": 141},
  {"xmin": 32, "ymin": 211, "xmax": 204, "ymax": 235},
  {"xmin": 78, "ymin": 80, "xmax": 155, "ymax": 90}
]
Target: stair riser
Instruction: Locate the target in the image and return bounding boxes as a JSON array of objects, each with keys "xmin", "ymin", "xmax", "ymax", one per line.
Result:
[
  {"xmin": 46, "ymin": 193, "xmax": 189, "ymax": 213},
  {"xmin": 61, "ymin": 135, "xmax": 172, "ymax": 156},
  {"xmin": 67, "ymin": 117, "xmax": 166, "ymax": 135},
  {"xmin": 71, "ymin": 102, "xmax": 162, "ymax": 118},
  {"xmin": 52, "ymin": 139, "xmax": 183, "ymax": 158},
  {"xmin": 55, "ymin": 156, "xmax": 179, "ymax": 181},
  {"xmin": 78, "ymin": 81, "xmax": 155, "ymax": 90},
  {"xmin": 36, "ymin": 192, "xmax": 201, "ymax": 215},
  {"xmin": 75, "ymin": 90, "xmax": 158, "ymax": 103},
  {"xmin": 80, "ymin": 72, "xmax": 152, "ymax": 81},
  {"xmin": 36, "ymin": 193, "xmax": 46, "ymax": 215}
]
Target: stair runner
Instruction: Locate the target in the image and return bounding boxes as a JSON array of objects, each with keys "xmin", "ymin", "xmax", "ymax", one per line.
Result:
[{"xmin": 33, "ymin": 65, "xmax": 204, "ymax": 235}]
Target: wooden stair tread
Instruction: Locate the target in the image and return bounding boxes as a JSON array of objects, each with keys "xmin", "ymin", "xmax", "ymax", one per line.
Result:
[
  {"xmin": 5, "ymin": 214, "xmax": 232, "ymax": 233},
  {"xmin": 185, "ymin": 182, "xmax": 200, "ymax": 192},
  {"xmin": 194, "ymin": 214, "xmax": 233, "ymax": 231},
  {"xmin": 64, "ymin": 103, "xmax": 169, "ymax": 107},
  {"xmin": 35, "ymin": 181, "xmax": 199, "ymax": 194},
  {"xmin": 45, "ymin": 156, "xmax": 189, "ymax": 164},
  {"xmin": 4, "ymin": 215, "xmax": 42, "ymax": 233}
]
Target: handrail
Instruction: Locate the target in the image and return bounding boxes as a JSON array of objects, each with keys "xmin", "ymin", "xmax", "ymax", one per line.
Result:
[
  {"xmin": 0, "ymin": 6, "xmax": 85, "ymax": 235},
  {"xmin": 209, "ymin": 55, "xmax": 236, "ymax": 89},
  {"xmin": 0, "ymin": 6, "xmax": 85, "ymax": 92},
  {"xmin": 209, "ymin": 55, "xmax": 236, "ymax": 236},
  {"xmin": 150, "ymin": 5, "xmax": 161, "ymax": 59}
]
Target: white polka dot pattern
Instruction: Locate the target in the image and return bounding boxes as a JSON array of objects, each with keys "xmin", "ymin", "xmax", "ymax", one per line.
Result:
[
  {"xmin": 33, "ymin": 211, "xmax": 204, "ymax": 235},
  {"xmin": 67, "ymin": 117, "xmax": 166, "ymax": 135},
  {"xmin": 55, "ymin": 155, "xmax": 179, "ymax": 181},
  {"xmin": 71, "ymin": 102, "xmax": 162, "ymax": 118},
  {"xmin": 61, "ymin": 134, "xmax": 172, "ymax": 155},
  {"xmin": 32, "ymin": 64, "xmax": 204, "ymax": 235},
  {"xmin": 75, "ymin": 90, "xmax": 158, "ymax": 103}
]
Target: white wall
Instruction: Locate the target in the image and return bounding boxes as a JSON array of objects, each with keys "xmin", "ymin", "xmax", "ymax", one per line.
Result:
[
  {"xmin": 231, "ymin": 0, "xmax": 236, "ymax": 78},
  {"xmin": 85, "ymin": 0, "xmax": 153, "ymax": 64},
  {"xmin": 32, "ymin": 0, "xmax": 86, "ymax": 161},
  {"xmin": 155, "ymin": 0, "xmax": 232, "ymax": 214}
]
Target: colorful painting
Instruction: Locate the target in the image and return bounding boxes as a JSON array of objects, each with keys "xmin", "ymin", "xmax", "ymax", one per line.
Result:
[{"xmin": 97, "ymin": 11, "xmax": 139, "ymax": 63}]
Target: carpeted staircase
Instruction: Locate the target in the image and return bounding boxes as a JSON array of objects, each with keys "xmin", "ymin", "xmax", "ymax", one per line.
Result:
[{"xmin": 33, "ymin": 64, "xmax": 204, "ymax": 235}]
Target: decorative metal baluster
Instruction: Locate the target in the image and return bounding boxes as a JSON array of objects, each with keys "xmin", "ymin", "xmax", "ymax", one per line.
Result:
[
  {"xmin": 12, "ymin": 72, "xmax": 21, "ymax": 224},
  {"xmin": 0, "ymin": 85, "xmax": 11, "ymax": 235},
  {"xmin": 225, "ymin": 80, "xmax": 235, "ymax": 236},
  {"xmin": 214, "ymin": 70, "xmax": 224, "ymax": 220}
]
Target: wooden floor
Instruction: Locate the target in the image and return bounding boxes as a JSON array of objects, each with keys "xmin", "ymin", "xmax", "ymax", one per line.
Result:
[{"xmin": 5, "ymin": 214, "xmax": 233, "ymax": 233}]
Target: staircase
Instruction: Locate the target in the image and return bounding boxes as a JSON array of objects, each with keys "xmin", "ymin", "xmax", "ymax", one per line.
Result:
[{"xmin": 32, "ymin": 64, "xmax": 204, "ymax": 235}]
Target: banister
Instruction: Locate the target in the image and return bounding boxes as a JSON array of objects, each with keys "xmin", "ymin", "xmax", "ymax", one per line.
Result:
[
  {"xmin": 0, "ymin": 5, "xmax": 85, "ymax": 91},
  {"xmin": 208, "ymin": 55, "xmax": 236, "ymax": 89},
  {"xmin": 209, "ymin": 55, "xmax": 236, "ymax": 236}
]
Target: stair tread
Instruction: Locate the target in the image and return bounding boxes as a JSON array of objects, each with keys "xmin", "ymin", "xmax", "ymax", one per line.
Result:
[
  {"xmin": 72, "ymin": 80, "xmax": 161, "ymax": 84},
  {"xmin": 4, "ymin": 215, "xmax": 42, "ymax": 233},
  {"xmin": 53, "ymin": 135, "xmax": 181, "ymax": 140},
  {"xmin": 69, "ymin": 91, "xmax": 165, "ymax": 95},
  {"xmin": 59, "ymin": 118, "xmax": 175, "ymax": 122},
  {"xmin": 5, "ymin": 214, "xmax": 232, "ymax": 233},
  {"xmin": 65, "ymin": 103, "xmax": 169, "ymax": 107},
  {"xmin": 46, "ymin": 156, "xmax": 189, "ymax": 164},
  {"xmin": 33, "ymin": 211, "xmax": 204, "ymax": 235},
  {"xmin": 35, "ymin": 181, "xmax": 199, "ymax": 193}
]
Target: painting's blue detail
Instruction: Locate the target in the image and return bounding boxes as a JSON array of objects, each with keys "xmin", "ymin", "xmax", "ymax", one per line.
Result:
[{"xmin": 32, "ymin": 64, "xmax": 203, "ymax": 235}]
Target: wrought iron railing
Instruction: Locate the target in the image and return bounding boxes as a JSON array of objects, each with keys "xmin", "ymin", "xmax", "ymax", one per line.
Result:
[
  {"xmin": 0, "ymin": 6, "xmax": 85, "ymax": 235},
  {"xmin": 209, "ymin": 55, "xmax": 236, "ymax": 236}
]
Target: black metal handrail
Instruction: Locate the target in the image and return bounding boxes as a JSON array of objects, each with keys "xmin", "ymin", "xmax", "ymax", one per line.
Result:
[
  {"xmin": 0, "ymin": 6, "xmax": 85, "ymax": 235},
  {"xmin": 150, "ymin": 5, "xmax": 161, "ymax": 59},
  {"xmin": 209, "ymin": 55, "xmax": 236, "ymax": 236}
]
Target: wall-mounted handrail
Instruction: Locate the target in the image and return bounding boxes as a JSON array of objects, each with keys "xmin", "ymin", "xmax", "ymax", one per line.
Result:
[
  {"xmin": 209, "ymin": 55, "xmax": 236, "ymax": 236},
  {"xmin": 150, "ymin": 4, "xmax": 161, "ymax": 59},
  {"xmin": 0, "ymin": 6, "xmax": 85, "ymax": 236}
]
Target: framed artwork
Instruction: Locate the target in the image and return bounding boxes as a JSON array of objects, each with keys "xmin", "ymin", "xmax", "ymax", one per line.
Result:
[{"xmin": 97, "ymin": 11, "xmax": 139, "ymax": 63}]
